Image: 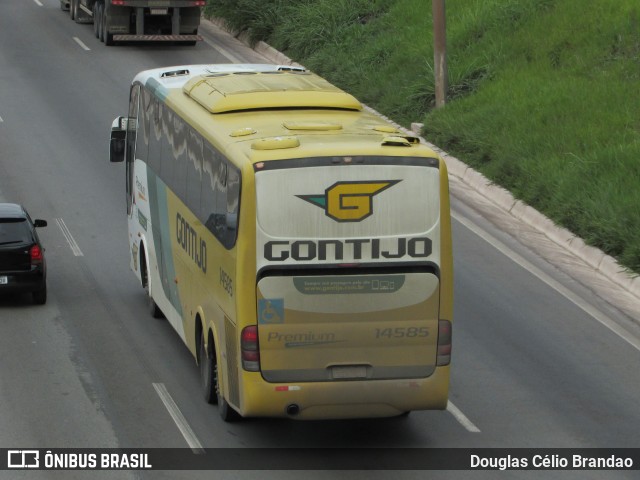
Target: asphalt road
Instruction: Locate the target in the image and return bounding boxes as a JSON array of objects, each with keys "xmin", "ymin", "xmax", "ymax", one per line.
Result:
[{"xmin": 1, "ymin": 1, "xmax": 639, "ymax": 479}]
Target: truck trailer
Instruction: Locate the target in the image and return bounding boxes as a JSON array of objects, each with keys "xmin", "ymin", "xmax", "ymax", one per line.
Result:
[{"xmin": 61, "ymin": 0, "xmax": 204, "ymax": 46}]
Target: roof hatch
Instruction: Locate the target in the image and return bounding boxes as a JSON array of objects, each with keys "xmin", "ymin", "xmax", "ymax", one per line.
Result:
[{"xmin": 183, "ymin": 72, "xmax": 362, "ymax": 113}]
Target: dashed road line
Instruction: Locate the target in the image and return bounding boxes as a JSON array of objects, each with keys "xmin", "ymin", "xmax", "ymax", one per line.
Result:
[
  {"xmin": 153, "ymin": 383, "xmax": 205, "ymax": 453},
  {"xmin": 73, "ymin": 37, "xmax": 91, "ymax": 51},
  {"xmin": 447, "ymin": 401, "xmax": 481, "ymax": 433}
]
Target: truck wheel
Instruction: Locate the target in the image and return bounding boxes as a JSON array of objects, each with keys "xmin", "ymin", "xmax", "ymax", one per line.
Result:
[
  {"xmin": 93, "ymin": 3, "xmax": 99, "ymax": 37},
  {"xmin": 60, "ymin": 1, "xmax": 69, "ymax": 11},
  {"xmin": 98, "ymin": 4, "xmax": 104, "ymax": 42},
  {"xmin": 102, "ymin": 4, "xmax": 114, "ymax": 45},
  {"xmin": 104, "ymin": 18, "xmax": 114, "ymax": 46}
]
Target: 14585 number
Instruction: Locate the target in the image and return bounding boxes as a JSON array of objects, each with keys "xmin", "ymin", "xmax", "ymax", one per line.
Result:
[{"xmin": 375, "ymin": 327, "xmax": 429, "ymax": 339}]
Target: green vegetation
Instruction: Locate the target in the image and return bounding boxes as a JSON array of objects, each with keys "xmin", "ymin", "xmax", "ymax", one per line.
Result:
[{"xmin": 204, "ymin": 0, "xmax": 640, "ymax": 274}]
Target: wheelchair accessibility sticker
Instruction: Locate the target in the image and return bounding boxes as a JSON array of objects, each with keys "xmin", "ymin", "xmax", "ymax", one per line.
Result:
[{"xmin": 258, "ymin": 299, "xmax": 284, "ymax": 324}]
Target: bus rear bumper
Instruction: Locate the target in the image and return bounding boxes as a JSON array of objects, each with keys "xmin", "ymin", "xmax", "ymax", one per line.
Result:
[{"xmin": 238, "ymin": 366, "xmax": 450, "ymax": 420}]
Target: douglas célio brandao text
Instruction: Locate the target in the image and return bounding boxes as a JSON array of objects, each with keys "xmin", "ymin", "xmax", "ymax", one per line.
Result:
[{"xmin": 470, "ymin": 453, "xmax": 634, "ymax": 470}]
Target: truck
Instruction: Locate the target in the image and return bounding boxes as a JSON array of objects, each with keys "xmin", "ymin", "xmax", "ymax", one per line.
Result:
[{"xmin": 60, "ymin": 0, "xmax": 204, "ymax": 46}]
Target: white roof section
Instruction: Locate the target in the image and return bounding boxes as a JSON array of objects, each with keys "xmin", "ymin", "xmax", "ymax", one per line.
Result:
[{"xmin": 133, "ymin": 64, "xmax": 305, "ymax": 90}]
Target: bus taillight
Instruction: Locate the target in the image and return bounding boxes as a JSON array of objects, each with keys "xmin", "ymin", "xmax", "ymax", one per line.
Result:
[
  {"xmin": 436, "ymin": 320, "xmax": 452, "ymax": 366},
  {"xmin": 241, "ymin": 326, "xmax": 260, "ymax": 372}
]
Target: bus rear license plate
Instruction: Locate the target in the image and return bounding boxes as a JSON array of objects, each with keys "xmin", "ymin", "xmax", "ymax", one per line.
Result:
[
  {"xmin": 151, "ymin": 8, "xmax": 168, "ymax": 15},
  {"xmin": 0, "ymin": 276, "xmax": 7, "ymax": 284},
  {"xmin": 331, "ymin": 365, "xmax": 368, "ymax": 379}
]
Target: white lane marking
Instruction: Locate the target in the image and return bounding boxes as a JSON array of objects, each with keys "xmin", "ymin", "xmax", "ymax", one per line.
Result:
[
  {"xmin": 153, "ymin": 383, "xmax": 205, "ymax": 453},
  {"xmin": 55, "ymin": 218, "xmax": 84, "ymax": 257},
  {"xmin": 73, "ymin": 37, "xmax": 91, "ymax": 51},
  {"xmin": 33, "ymin": 0, "xmax": 43, "ymax": 6},
  {"xmin": 0, "ymin": 116, "xmax": 3, "ymax": 122},
  {"xmin": 453, "ymin": 211, "xmax": 640, "ymax": 353},
  {"xmin": 447, "ymin": 401, "xmax": 481, "ymax": 433},
  {"xmin": 202, "ymin": 37, "xmax": 241, "ymax": 63}
]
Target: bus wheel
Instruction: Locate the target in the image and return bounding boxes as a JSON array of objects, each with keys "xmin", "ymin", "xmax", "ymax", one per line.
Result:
[
  {"xmin": 142, "ymin": 261, "xmax": 162, "ymax": 318},
  {"xmin": 145, "ymin": 281, "xmax": 162, "ymax": 318},
  {"xmin": 199, "ymin": 332, "xmax": 217, "ymax": 404},
  {"xmin": 214, "ymin": 362, "xmax": 239, "ymax": 422}
]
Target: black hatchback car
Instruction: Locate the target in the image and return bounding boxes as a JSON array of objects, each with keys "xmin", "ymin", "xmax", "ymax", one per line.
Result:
[{"xmin": 0, "ymin": 203, "xmax": 47, "ymax": 304}]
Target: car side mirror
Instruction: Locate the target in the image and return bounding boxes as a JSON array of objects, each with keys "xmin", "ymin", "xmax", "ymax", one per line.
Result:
[
  {"xmin": 34, "ymin": 219, "xmax": 47, "ymax": 228},
  {"xmin": 110, "ymin": 116, "xmax": 127, "ymax": 163}
]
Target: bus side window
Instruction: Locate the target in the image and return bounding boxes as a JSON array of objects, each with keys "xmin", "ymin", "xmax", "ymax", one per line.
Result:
[
  {"xmin": 186, "ymin": 130, "xmax": 203, "ymax": 216},
  {"xmin": 126, "ymin": 85, "xmax": 139, "ymax": 163},
  {"xmin": 173, "ymin": 115, "xmax": 188, "ymax": 201},
  {"xmin": 226, "ymin": 166, "xmax": 240, "ymax": 243},
  {"xmin": 125, "ymin": 85, "xmax": 140, "ymax": 215},
  {"xmin": 148, "ymin": 98, "xmax": 161, "ymax": 173},
  {"xmin": 201, "ymin": 144, "xmax": 239, "ymax": 249},
  {"xmin": 201, "ymin": 144, "xmax": 221, "ymax": 240},
  {"xmin": 137, "ymin": 87, "xmax": 152, "ymax": 164},
  {"xmin": 160, "ymin": 105, "xmax": 174, "ymax": 190}
]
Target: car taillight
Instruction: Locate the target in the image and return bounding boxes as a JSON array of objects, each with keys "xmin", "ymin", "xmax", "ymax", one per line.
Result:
[
  {"xmin": 437, "ymin": 320, "xmax": 452, "ymax": 366},
  {"xmin": 30, "ymin": 245, "xmax": 43, "ymax": 265},
  {"xmin": 193, "ymin": 1, "xmax": 206, "ymax": 6},
  {"xmin": 241, "ymin": 325, "xmax": 260, "ymax": 372},
  {"xmin": 111, "ymin": 0, "xmax": 125, "ymax": 5}
]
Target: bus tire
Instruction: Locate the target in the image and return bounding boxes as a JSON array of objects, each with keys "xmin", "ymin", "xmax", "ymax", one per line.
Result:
[
  {"xmin": 199, "ymin": 332, "xmax": 217, "ymax": 404},
  {"xmin": 145, "ymin": 280, "xmax": 162, "ymax": 319},
  {"xmin": 141, "ymin": 253, "xmax": 163, "ymax": 319},
  {"xmin": 214, "ymin": 362, "xmax": 240, "ymax": 422}
]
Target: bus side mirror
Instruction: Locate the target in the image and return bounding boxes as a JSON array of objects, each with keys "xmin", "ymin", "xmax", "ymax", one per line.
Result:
[{"xmin": 110, "ymin": 116, "xmax": 127, "ymax": 163}]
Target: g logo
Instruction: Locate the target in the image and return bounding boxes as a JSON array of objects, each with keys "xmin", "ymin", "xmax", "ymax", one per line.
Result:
[{"xmin": 297, "ymin": 180, "xmax": 400, "ymax": 222}]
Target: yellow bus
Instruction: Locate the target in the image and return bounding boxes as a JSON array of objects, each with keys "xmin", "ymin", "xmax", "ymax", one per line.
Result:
[{"xmin": 110, "ymin": 64, "xmax": 453, "ymax": 421}]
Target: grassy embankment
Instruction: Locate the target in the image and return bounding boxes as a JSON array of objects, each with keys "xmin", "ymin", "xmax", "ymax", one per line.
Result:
[{"xmin": 205, "ymin": 0, "xmax": 640, "ymax": 274}]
